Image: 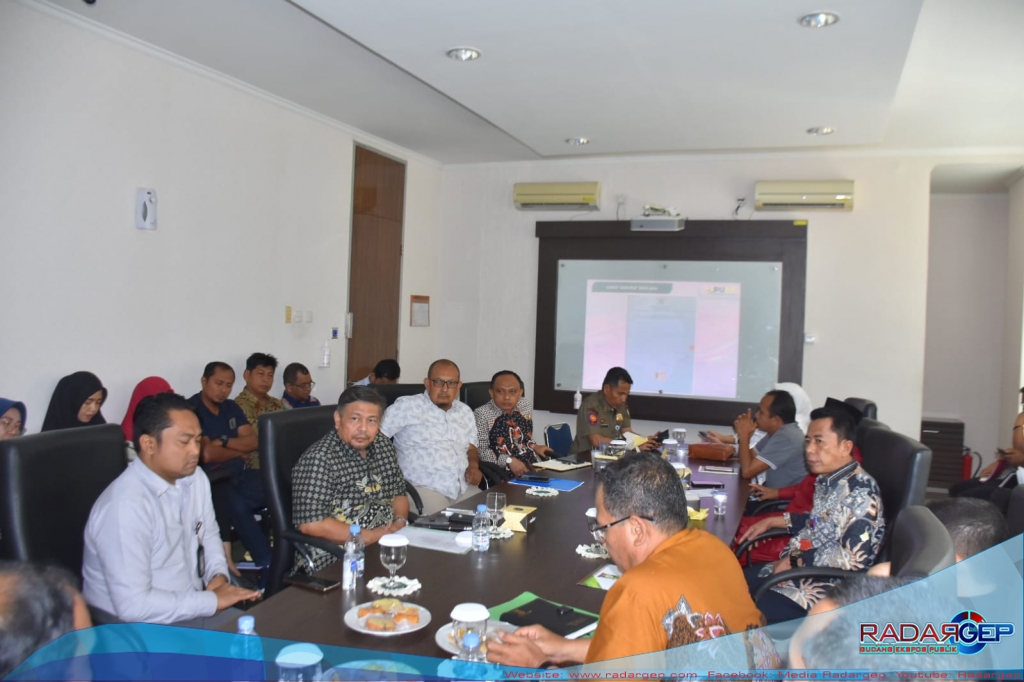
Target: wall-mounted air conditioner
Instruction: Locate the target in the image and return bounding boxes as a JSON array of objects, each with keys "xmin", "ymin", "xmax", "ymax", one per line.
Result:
[
  {"xmin": 754, "ymin": 180, "xmax": 854, "ymax": 211},
  {"xmin": 513, "ymin": 182, "xmax": 601, "ymax": 211}
]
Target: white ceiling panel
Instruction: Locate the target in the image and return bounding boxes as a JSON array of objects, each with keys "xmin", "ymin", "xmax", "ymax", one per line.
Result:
[{"xmin": 294, "ymin": 0, "xmax": 923, "ymax": 155}]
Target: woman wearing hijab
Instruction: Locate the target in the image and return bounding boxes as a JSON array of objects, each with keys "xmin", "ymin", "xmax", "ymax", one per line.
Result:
[
  {"xmin": 121, "ymin": 377, "xmax": 173, "ymax": 461},
  {"xmin": 0, "ymin": 398, "xmax": 27, "ymax": 441},
  {"xmin": 41, "ymin": 372, "xmax": 107, "ymax": 432}
]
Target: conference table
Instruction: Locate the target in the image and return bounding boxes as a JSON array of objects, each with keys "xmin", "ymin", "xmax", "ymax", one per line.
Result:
[{"xmin": 220, "ymin": 458, "xmax": 748, "ymax": 662}]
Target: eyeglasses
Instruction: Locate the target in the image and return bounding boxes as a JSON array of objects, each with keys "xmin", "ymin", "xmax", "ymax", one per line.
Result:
[
  {"xmin": 291, "ymin": 381, "xmax": 315, "ymax": 390},
  {"xmin": 587, "ymin": 514, "xmax": 654, "ymax": 545},
  {"xmin": 0, "ymin": 417, "xmax": 23, "ymax": 436},
  {"xmin": 195, "ymin": 521, "xmax": 206, "ymax": 582},
  {"xmin": 429, "ymin": 379, "xmax": 460, "ymax": 389}
]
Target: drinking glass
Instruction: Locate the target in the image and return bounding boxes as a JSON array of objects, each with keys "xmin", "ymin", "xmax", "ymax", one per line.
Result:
[
  {"xmin": 486, "ymin": 492, "xmax": 506, "ymax": 535},
  {"xmin": 275, "ymin": 643, "xmax": 323, "ymax": 682},
  {"xmin": 379, "ymin": 534, "xmax": 409, "ymax": 589},
  {"xmin": 712, "ymin": 491, "xmax": 729, "ymax": 516}
]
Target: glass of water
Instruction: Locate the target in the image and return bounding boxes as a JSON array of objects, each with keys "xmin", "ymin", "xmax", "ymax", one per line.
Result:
[
  {"xmin": 486, "ymin": 492, "xmax": 506, "ymax": 535},
  {"xmin": 379, "ymin": 534, "xmax": 409, "ymax": 589},
  {"xmin": 712, "ymin": 490, "xmax": 729, "ymax": 516},
  {"xmin": 275, "ymin": 643, "xmax": 323, "ymax": 682}
]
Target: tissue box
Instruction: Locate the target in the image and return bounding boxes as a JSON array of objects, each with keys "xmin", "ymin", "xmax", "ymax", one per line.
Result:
[{"xmin": 502, "ymin": 504, "xmax": 538, "ymax": 533}]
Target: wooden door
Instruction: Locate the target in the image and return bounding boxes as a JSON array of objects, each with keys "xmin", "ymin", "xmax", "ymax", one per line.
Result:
[{"xmin": 347, "ymin": 146, "xmax": 406, "ymax": 383}]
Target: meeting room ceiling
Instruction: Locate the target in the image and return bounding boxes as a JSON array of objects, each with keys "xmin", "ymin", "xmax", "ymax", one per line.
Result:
[{"xmin": 43, "ymin": 0, "xmax": 1024, "ymax": 164}]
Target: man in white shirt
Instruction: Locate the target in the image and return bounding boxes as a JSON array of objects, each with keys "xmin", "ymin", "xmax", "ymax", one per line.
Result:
[
  {"xmin": 380, "ymin": 359, "xmax": 482, "ymax": 515},
  {"xmin": 82, "ymin": 393, "xmax": 260, "ymax": 626}
]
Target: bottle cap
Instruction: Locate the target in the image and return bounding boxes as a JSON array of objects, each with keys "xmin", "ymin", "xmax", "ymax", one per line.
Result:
[
  {"xmin": 238, "ymin": 615, "xmax": 255, "ymax": 633},
  {"xmin": 477, "ymin": 504, "xmax": 488, "ymax": 513},
  {"xmin": 350, "ymin": 524, "xmax": 361, "ymax": 534},
  {"xmin": 462, "ymin": 631, "xmax": 481, "ymax": 648}
]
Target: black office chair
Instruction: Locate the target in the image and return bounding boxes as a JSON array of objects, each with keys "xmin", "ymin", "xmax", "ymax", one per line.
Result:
[
  {"xmin": 859, "ymin": 426, "xmax": 932, "ymax": 540},
  {"xmin": 259, "ymin": 406, "xmax": 423, "ymax": 596},
  {"xmin": 460, "ymin": 381, "xmax": 491, "ymax": 410},
  {"xmin": 886, "ymin": 506, "xmax": 955, "ymax": 578},
  {"xmin": 260, "ymin": 406, "xmax": 340, "ymax": 596},
  {"xmin": 844, "ymin": 397, "xmax": 878, "ymax": 421},
  {"xmin": 0, "ymin": 424, "xmax": 126, "ymax": 576},
  {"xmin": 371, "ymin": 383, "xmax": 426, "ymax": 407},
  {"xmin": 751, "ymin": 505, "xmax": 955, "ymax": 606},
  {"xmin": 855, "ymin": 417, "xmax": 889, "ymax": 456}
]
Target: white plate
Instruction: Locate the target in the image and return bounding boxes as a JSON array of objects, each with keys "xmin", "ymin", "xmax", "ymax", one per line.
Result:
[
  {"xmin": 323, "ymin": 661, "xmax": 420, "ymax": 680},
  {"xmin": 343, "ymin": 602, "xmax": 431, "ymax": 637},
  {"xmin": 434, "ymin": 619, "xmax": 518, "ymax": 656}
]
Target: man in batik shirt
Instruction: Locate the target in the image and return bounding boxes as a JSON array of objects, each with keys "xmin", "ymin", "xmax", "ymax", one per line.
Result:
[
  {"xmin": 291, "ymin": 386, "xmax": 409, "ymax": 573},
  {"xmin": 739, "ymin": 405, "xmax": 885, "ymax": 624},
  {"xmin": 474, "ymin": 370, "xmax": 553, "ymax": 477}
]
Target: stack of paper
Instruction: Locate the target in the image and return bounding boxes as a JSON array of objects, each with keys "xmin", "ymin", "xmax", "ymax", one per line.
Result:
[{"xmin": 533, "ymin": 459, "xmax": 591, "ymax": 472}]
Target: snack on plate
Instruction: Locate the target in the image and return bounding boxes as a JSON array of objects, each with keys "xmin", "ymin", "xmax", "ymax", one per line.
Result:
[
  {"xmin": 393, "ymin": 607, "xmax": 420, "ymax": 625},
  {"xmin": 358, "ymin": 598, "xmax": 405, "ymax": 617},
  {"xmin": 373, "ymin": 598, "xmax": 404, "ymax": 612},
  {"xmin": 365, "ymin": 616, "xmax": 396, "ymax": 632}
]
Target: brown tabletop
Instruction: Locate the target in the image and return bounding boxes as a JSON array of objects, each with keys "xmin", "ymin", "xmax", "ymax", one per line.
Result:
[{"xmin": 224, "ymin": 461, "xmax": 748, "ymax": 659}]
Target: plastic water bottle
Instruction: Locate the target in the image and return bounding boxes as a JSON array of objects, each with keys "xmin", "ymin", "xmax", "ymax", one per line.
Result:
[
  {"xmin": 472, "ymin": 504, "xmax": 491, "ymax": 552},
  {"xmin": 346, "ymin": 524, "xmax": 365, "ymax": 577},
  {"xmin": 342, "ymin": 545, "xmax": 357, "ymax": 590},
  {"xmin": 230, "ymin": 615, "xmax": 263, "ymax": 682},
  {"xmin": 458, "ymin": 631, "xmax": 487, "ymax": 662},
  {"xmin": 573, "ymin": 388, "xmax": 582, "ymax": 410}
]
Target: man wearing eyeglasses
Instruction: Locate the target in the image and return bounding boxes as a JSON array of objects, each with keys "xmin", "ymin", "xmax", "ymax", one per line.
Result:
[
  {"xmin": 83, "ymin": 393, "xmax": 260, "ymax": 626},
  {"xmin": 282, "ymin": 362, "xmax": 322, "ymax": 409},
  {"xmin": 381, "ymin": 359, "xmax": 482, "ymax": 515},
  {"xmin": 487, "ymin": 452, "xmax": 773, "ymax": 668}
]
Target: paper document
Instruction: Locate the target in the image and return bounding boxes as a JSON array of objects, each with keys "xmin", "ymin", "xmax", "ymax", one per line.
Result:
[
  {"xmin": 397, "ymin": 526, "xmax": 472, "ymax": 554},
  {"xmin": 624, "ymin": 431, "xmax": 648, "ymax": 450},
  {"xmin": 533, "ymin": 459, "xmax": 591, "ymax": 472},
  {"xmin": 579, "ymin": 564, "xmax": 623, "ymax": 591}
]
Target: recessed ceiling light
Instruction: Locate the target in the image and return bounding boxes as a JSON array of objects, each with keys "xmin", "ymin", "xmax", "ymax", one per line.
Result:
[
  {"xmin": 806, "ymin": 127, "xmax": 835, "ymax": 136},
  {"xmin": 446, "ymin": 47, "xmax": 481, "ymax": 62},
  {"xmin": 799, "ymin": 12, "xmax": 839, "ymax": 28},
  {"xmin": 566, "ymin": 137, "xmax": 590, "ymax": 146}
]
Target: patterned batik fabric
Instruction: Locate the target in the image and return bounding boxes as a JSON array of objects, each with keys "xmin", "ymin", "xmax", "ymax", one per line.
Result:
[
  {"xmin": 233, "ymin": 387, "xmax": 287, "ymax": 469},
  {"xmin": 661, "ymin": 595, "xmax": 781, "ymax": 671},
  {"xmin": 290, "ymin": 430, "xmax": 406, "ymax": 573},
  {"xmin": 584, "ymin": 529, "xmax": 770, "ymax": 664},
  {"xmin": 474, "ymin": 398, "xmax": 539, "ymax": 469},
  {"xmin": 772, "ymin": 460, "xmax": 885, "ymax": 610}
]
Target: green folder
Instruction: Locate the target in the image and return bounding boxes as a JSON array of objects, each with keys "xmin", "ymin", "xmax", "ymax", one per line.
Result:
[{"xmin": 489, "ymin": 591, "xmax": 600, "ymax": 638}]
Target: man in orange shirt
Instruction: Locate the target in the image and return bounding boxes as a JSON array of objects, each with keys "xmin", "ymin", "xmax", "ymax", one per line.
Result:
[{"xmin": 487, "ymin": 452, "xmax": 776, "ymax": 668}]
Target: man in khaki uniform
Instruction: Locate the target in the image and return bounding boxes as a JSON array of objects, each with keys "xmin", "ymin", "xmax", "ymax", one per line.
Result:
[{"xmin": 571, "ymin": 367, "xmax": 656, "ymax": 455}]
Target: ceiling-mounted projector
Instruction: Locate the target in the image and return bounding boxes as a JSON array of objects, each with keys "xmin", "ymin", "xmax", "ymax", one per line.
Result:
[{"xmin": 630, "ymin": 217, "xmax": 685, "ymax": 232}]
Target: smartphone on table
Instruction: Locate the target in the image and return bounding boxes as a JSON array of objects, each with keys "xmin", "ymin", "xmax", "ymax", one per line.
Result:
[{"xmin": 284, "ymin": 574, "xmax": 340, "ymax": 593}]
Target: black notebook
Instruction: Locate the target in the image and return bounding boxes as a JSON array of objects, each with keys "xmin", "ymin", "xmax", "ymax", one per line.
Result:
[
  {"xmin": 499, "ymin": 598, "xmax": 599, "ymax": 639},
  {"xmin": 412, "ymin": 512, "xmax": 473, "ymax": 532}
]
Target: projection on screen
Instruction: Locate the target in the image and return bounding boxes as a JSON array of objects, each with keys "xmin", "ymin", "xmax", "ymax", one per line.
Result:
[
  {"xmin": 582, "ymin": 280, "xmax": 740, "ymax": 398},
  {"xmin": 554, "ymin": 260, "xmax": 782, "ymax": 403}
]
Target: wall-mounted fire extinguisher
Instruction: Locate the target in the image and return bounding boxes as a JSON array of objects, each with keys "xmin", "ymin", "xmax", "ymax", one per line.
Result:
[{"xmin": 962, "ymin": 447, "xmax": 981, "ymax": 480}]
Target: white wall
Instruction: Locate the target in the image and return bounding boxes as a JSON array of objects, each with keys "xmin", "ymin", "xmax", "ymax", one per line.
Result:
[
  {"xmin": 923, "ymin": 194, "xmax": 1008, "ymax": 460},
  {"xmin": 1002, "ymin": 178, "xmax": 1024, "ymax": 442},
  {"xmin": 0, "ymin": 2, "xmax": 440, "ymax": 431},
  {"xmin": 438, "ymin": 154, "xmax": 1023, "ymax": 439}
]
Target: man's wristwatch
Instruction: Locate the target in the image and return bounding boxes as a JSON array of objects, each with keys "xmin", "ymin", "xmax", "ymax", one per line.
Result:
[
  {"xmin": 219, "ymin": 435, "xmax": 229, "ymax": 448},
  {"xmin": 394, "ymin": 516, "xmax": 408, "ymax": 527},
  {"xmin": 789, "ymin": 548, "xmax": 803, "ymax": 570}
]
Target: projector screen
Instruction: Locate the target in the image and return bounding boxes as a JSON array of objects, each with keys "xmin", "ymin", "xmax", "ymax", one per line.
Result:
[
  {"xmin": 554, "ymin": 260, "xmax": 783, "ymax": 403},
  {"xmin": 532, "ymin": 219, "xmax": 806, "ymax": 423}
]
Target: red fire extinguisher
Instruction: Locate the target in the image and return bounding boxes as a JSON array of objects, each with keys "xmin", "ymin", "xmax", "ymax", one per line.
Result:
[{"xmin": 962, "ymin": 447, "xmax": 980, "ymax": 480}]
